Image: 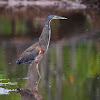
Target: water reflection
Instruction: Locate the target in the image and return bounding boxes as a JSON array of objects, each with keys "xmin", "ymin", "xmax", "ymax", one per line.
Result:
[
  {"xmin": 0, "ymin": 9, "xmax": 100, "ymax": 40},
  {"xmin": 0, "ymin": 35, "xmax": 100, "ymax": 100},
  {"xmin": 17, "ymin": 63, "xmax": 42, "ymax": 100}
]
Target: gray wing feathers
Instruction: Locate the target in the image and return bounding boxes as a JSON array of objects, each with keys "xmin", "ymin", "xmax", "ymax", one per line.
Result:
[
  {"xmin": 16, "ymin": 42, "xmax": 39, "ymax": 64},
  {"xmin": 16, "ymin": 48, "xmax": 39, "ymax": 64}
]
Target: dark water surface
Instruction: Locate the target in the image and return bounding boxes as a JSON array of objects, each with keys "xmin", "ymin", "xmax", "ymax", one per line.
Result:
[{"xmin": 0, "ymin": 9, "xmax": 100, "ymax": 100}]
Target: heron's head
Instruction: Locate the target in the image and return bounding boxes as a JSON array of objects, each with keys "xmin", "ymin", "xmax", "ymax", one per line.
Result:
[{"xmin": 47, "ymin": 14, "xmax": 67, "ymax": 23}]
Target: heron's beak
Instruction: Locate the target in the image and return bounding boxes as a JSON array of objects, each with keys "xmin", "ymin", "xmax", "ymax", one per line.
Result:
[{"xmin": 53, "ymin": 16, "xmax": 67, "ymax": 19}]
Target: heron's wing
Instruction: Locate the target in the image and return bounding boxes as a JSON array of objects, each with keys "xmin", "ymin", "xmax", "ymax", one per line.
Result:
[
  {"xmin": 24, "ymin": 42, "xmax": 39, "ymax": 53},
  {"xmin": 16, "ymin": 42, "xmax": 40, "ymax": 64}
]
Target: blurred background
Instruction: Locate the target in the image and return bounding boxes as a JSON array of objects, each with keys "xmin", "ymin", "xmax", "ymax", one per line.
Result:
[{"xmin": 0, "ymin": 0, "xmax": 100, "ymax": 100}]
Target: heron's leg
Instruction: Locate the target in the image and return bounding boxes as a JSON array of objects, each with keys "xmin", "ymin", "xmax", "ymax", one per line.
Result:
[
  {"xmin": 36, "ymin": 64, "xmax": 41, "ymax": 87},
  {"xmin": 36, "ymin": 64, "xmax": 41, "ymax": 78}
]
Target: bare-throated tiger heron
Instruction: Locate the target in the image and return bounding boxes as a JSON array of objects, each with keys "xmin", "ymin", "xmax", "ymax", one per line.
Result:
[{"xmin": 16, "ymin": 14, "xmax": 67, "ymax": 65}]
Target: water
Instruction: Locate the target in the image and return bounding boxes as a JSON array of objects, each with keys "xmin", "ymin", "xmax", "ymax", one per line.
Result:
[{"xmin": 0, "ymin": 8, "xmax": 100, "ymax": 100}]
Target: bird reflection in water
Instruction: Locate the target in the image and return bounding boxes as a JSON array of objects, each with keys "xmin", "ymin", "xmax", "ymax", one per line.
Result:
[{"xmin": 17, "ymin": 62, "xmax": 42, "ymax": 100}]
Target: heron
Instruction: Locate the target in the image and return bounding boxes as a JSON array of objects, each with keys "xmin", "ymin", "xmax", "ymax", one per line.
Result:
[{"xmin": 16, "ymin": 14, "xmax": 67, "ymax": 65}]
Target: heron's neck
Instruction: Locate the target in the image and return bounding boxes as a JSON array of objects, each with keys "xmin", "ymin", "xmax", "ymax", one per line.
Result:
[{"xmin": 39, "ymin": 21, "xmax": 51, "ymax": 51}]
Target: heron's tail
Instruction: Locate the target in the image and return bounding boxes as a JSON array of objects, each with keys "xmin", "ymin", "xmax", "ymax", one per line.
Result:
[{"xmin": 16, "ymin": 59, "xmax": 22, "ymax": 65}]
